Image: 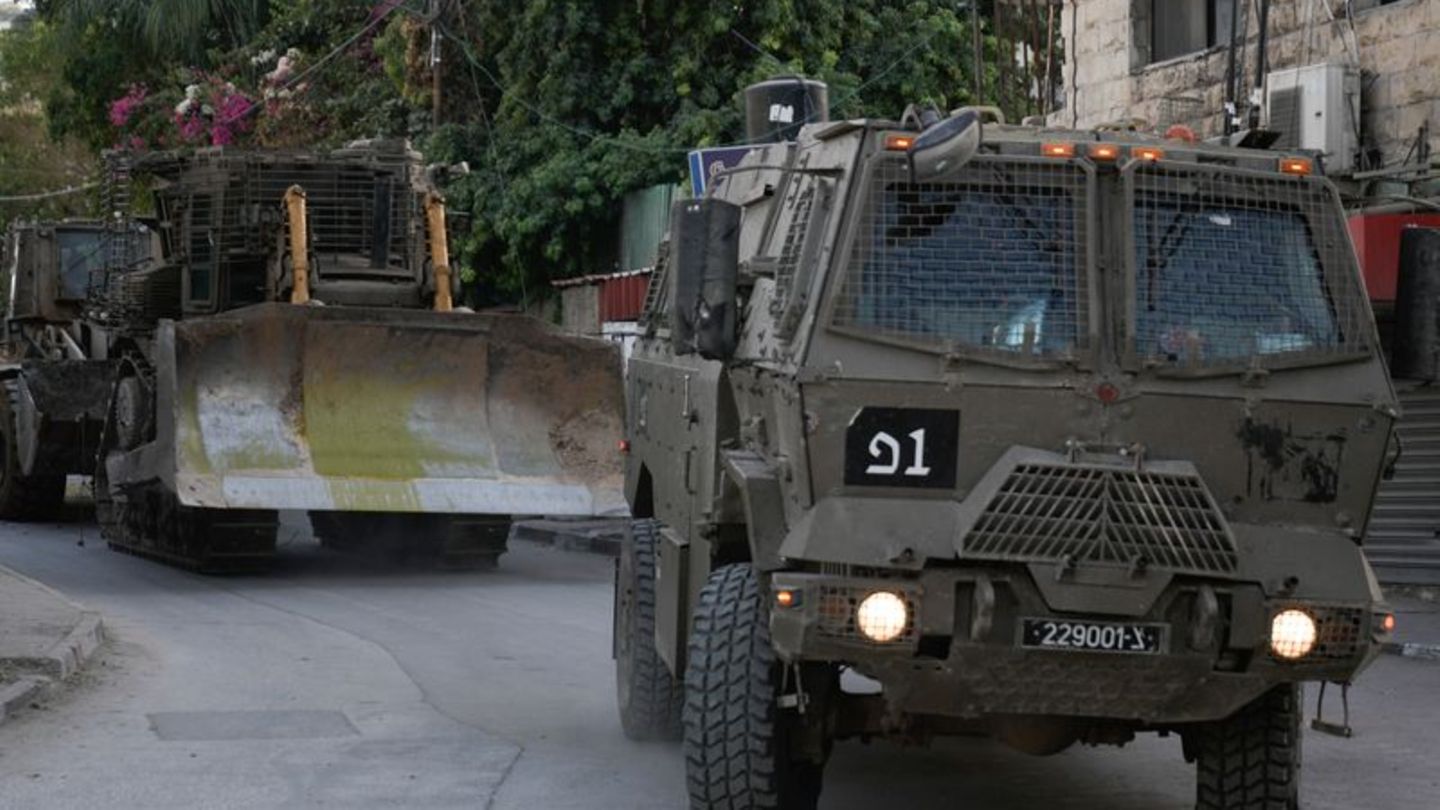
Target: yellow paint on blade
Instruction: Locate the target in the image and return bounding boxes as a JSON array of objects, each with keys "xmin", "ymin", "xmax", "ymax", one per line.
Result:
[
  {"xmin": 301, "ymin": 323, "xmax": 493, "ymax": 480},
  {"xmin": 177, "ymin": 377, "xmax": 213, "ymax": 474},
  {"xmin": 307, "ymin": 372, "xmax": 452, "ymax": 479}
]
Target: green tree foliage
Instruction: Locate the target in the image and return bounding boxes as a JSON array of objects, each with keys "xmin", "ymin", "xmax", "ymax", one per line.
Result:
[
  {"xmin": 0, "ymin": 18, "xmax": 97, "ymax": 222},
  {"xmin": 434, "ymin": 0, "xmax": 981, "ymax": 298},
  {"xmin": 17, "ymin": 0, "xmax": 1034, "ymax": 301},
  {"xmin": 41, "ymin": 0, "xmax": 269, "ymax": 61}
]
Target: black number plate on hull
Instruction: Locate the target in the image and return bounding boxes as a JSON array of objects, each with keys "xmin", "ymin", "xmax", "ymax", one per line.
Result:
[
  {"xmin": 843, "ymin": 407, "xmax": 959, "ymax": 489},
  {"xmin": 1019, "ymin": 618, "xmax": 1165, "ymax": 654}
]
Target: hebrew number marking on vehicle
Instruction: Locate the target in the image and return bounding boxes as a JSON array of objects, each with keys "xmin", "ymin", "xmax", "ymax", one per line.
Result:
[
  {"xmin": 865, "ymin": 429, "xmax": 933, "ymax": 477},
  {"xmin": 905, "ymin": 429, "xmax": 932, "ymax": 476},
  {"xmin": 866, "ymin": 431, "xmax": 901, "ymax": 475},
  {"xmin": 845, "ymin": 407, "xmax": 958, "ymax": 489}
]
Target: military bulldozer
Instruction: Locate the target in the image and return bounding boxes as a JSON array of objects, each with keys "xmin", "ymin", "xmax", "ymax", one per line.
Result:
[
  {"xmin": 0, "ymin": 140, "xmax": 625, "ymax": 570},
  {"xmin": 613, "ymin": 96, "xmax": 1435, "ymax": 809}
]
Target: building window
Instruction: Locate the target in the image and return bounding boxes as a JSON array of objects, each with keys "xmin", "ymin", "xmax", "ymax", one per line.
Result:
[{"xmin": 1144, "ymin": 0, "xmax": 1235, "ymax": 64}]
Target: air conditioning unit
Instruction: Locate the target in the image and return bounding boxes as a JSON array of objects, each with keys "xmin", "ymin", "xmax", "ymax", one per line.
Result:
[{"xmin": 1265, "ymin": 63, "xmax": 1360, "ymax": 174}]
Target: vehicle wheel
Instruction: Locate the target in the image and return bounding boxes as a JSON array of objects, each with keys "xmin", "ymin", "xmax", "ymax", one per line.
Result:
[
  {"xmin": 1192, "ymin": 685, "xmax": 1302, "ymax": 810},
  {"xmin": 615, "ymin": 520, "xmax": 683, "ymax": 741},
  {"xmin": 683, "ymin": 563, "xmax": 824, "ymax": 810},
  {"xmin": 0, "ymin": 388, "xmax": 64, "ymax": 522}
]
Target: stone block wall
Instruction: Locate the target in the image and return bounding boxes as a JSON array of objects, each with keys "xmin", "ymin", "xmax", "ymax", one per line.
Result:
[{"xmin": 1049, "ymin": 0, "xmax": 1439, "ymax": 171}]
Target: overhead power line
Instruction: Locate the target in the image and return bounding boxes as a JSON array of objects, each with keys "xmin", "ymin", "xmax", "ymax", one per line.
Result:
[
  {"xmin": 214, "ymin": 0, "xmax": 422, "ymax": 127},
  {"xmin": 0, "ymin": 183, "xmax": 98, "ymax": 203},
  {"xmin": 428, "ymin": 13, "xmax": 954, "ymax": 156}
]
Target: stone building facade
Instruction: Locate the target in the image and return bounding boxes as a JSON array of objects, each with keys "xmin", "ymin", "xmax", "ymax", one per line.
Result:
[{"xmin": 1051, "ymin": 0, "xmax": 1439, "ymax": 175}]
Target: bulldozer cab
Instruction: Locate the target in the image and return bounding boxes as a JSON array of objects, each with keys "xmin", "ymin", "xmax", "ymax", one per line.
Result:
[{"xmin": 134, "ymin": 139, "xmax": 441, "ymax": 316}]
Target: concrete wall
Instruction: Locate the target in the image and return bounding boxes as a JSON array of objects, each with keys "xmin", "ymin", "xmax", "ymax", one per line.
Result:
[
  {"xmin": 559, "ymin": 284, "xmax": 600, "ymax": 335},
  {"xmin": 1051, "ymin": 0, "xmax": 1439, "ymax": 171}
]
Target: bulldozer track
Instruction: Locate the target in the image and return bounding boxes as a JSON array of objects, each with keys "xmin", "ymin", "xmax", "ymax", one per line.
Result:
[
  {"xmin": 309, "ymin": 511, "xmax": 511, "ymax": 571},
  {"xmin": 104, "ymin": 536, "xmax": 275, "ymax": 574}
]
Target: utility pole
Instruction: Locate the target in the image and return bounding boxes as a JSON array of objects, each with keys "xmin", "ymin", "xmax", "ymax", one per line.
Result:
[
  {"xmin": 971, "ymin": 0, "xmax": 983, "ymax": 103},
  {"xmin": 1222, "ymin": 0, "xmax": 1241, "ymax": 136},
  {"xmin": 430, "ymin": 0, "xmax": 445, "ymax": 127}
]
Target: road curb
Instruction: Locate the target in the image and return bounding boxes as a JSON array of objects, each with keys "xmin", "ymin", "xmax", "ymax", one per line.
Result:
[
  {"xmin": 40, "ymin": 612, "xmax": 106, "ymax": 681},
  {"xmin": 0, "ymin": 566, "xmax": 107, "ymax": 728},
  {"xmin": 1383, "ymin": 641, "xmax": 1440, "ymax": 662},
  {"xmin": 0, "ymin": 676, "xmax": 50, "ymax": 726}
]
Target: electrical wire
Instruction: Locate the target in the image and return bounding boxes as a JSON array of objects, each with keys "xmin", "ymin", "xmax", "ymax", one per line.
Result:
[
  {"xmin": 430, "ymin": 14, "xmax": 955, "ymax": 155},
  {"xmin": 0, "ymin": 182, "xmax": 98, "ymax": 202},
  {"xmin": 213, "ymin": 0, "xmax": 422, "ymax": 127}
]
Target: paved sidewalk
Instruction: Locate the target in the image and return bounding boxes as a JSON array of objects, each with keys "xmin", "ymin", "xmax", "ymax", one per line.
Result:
[{"xmin": 0, "ymin": 564, "xmax": 104, "ymax": 726}]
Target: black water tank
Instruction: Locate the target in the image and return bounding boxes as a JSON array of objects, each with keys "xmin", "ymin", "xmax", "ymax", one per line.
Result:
[
  {"xmin": 1392, "ymin": 226, "xmax": 1440, "ymax": 381},
  {"xmin": 744, "ymin": 77, "xmax": 829, "ymax": 144}
]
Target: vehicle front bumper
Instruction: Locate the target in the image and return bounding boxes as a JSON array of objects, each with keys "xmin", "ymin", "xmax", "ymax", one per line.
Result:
[{"xmin": 769, "ymin": 565, "xmax": 1388, "ymax": 724}]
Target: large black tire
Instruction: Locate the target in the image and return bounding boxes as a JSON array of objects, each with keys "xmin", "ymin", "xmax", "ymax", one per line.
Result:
[
  {"xmin": 683, "ymin": 563, "xmax": 824, "ymax": 810},
  {"xmin": 615, "ymin": 520, "xmax": 684, "ymax": 741},
  {"xmin": 1193, "ymin": 685, "xmax": 1302, "ymax": 810},
  {"xmin": 0, "ymin": 390, "xmax": 64, "ymax": 522}
]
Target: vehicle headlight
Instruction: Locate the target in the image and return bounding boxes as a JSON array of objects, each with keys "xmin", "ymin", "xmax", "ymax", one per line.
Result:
[
  {"xmin": 1270, "ymin": 609, "xmax": 1318, "ymax": 660},
  {"xmin": 856, "ymin": 591, "xmax": 908, "ymax": 643}
]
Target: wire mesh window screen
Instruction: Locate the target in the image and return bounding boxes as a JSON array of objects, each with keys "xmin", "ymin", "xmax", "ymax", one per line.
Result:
[
  {"xmin": 237, "ymin": 164, "xmax": 416, "ymax": 271},
  {"xmin": 833, "ymin": 156, "xmax": 1087, "ymax": 358},
  {"xmin": 1131, "ymin": 166, "xmax": 1368, "ymax": 367},
  {"xmin": 771, "ymin": 177, "xmax": 817, "ymax": 317},
  {"xmin": 186, "ymin": 194, "xmax": 215, "ymax": 303}
]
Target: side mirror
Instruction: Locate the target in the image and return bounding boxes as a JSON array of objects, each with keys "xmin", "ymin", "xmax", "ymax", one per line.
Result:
[
  {"xmin": 907, "ymin": 109, "xmax": 983, "ymax": 183},
  {"xmin": 1392, "ymin": 226, "xmax": 1440, "ymax": 381},
  {"xmin": 670, "ymin": 199, "xmax": 741, "ymax": 360}
]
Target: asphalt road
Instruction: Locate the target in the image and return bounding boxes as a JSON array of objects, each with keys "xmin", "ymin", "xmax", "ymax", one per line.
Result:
[{"xmin": 0, "ymin": 516, "xmax": 1436, "ymax": 809}]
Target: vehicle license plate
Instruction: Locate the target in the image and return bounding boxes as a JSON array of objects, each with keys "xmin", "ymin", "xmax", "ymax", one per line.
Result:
[{"xmin": 1019, "ymin": 618, "xmax": 1164, "ymax": 654}]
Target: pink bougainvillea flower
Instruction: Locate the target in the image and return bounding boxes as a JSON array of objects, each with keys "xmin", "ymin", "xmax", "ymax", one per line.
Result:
[
  {"xmin": 108, "ymin": 85, "xmax": 148, "ymax": 128},
  {"xmin": 177, "ymin": 114, "xmax": 207, "ymax": 142},
  {"xmin": 219, "ymin": 93, "xmax": 254, "ymax": 124}
]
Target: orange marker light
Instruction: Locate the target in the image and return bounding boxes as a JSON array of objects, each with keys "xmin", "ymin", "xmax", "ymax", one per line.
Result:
[
  {"xmin": 1382, "ymin": 613, "xmax": 1397, "ymax": 633},
  {"xmin": 1165, "ymin": 124, "xmax": 1198, "ymax": 143},
  {"xmin": 1088, "ymin": 143, "xmax": 1122, "ymax": 161},
  {"xmin": 776, "ymin": 589, "xmax": 799, "ymax": 608},
  {"xmin": 1279, "ymin": 157, "xmax": 1313, "ymax": 176},
  {"xmin": 618, "ymin": 439, "xmax": 631, "ymax": 454},
  {"xmin": 1133, "ymin": 146, "xmax": 1166, "ymax": 162},
  {"xmin": 1041, "ymin": 141, "xmax": 1076, "ymax": 158},
  {"xmin": 885, "ymin": 134, "xmax": 916, "ymax": 151}
]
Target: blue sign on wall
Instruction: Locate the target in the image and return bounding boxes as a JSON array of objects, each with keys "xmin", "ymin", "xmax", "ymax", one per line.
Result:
[{"xmin": 687, "ymin": 147, "xmax": 757, "ymax": 198}]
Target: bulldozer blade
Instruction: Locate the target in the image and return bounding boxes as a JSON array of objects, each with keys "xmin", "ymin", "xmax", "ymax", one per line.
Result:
[{"xmin": 158, "ymin": 303, "xmax": 626, "ymax": 517}]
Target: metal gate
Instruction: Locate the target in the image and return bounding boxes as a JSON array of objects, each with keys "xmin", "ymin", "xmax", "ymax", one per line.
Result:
[{"xmin": 1366, "ymin": 385, "xmax": 1440, "ymax": 584}]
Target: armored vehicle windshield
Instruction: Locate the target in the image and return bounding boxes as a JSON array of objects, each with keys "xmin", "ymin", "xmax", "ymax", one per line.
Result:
[
  {"xmin": 832, "ymin": 154, "xmax": 1086, "ymax": 362},
  {"xmin": 1129, "ymin": 164, "xmax": 1369, "ymax": 369},
  {"xmin": 827, "ymin": 140, "xmax": 1371, "ymax": 374}
]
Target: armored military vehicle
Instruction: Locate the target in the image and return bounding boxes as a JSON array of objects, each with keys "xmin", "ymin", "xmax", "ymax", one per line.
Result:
[
  {"xmin": 0, "ymin": 220, "xmax": 152, "ymax": 518},
  {"xmin": 613, "ymin": 100, "xmax": 1427, "ymax": 809},
  {"xmin": 1, "ymin": 141, "xmax": 625, "ymax": 570}
]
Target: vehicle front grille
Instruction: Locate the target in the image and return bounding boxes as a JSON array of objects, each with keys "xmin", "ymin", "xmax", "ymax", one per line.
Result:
[
  {"xmin": 815, "ymin": 585, "xmax": 919, "ymax": 645},
  {"xmin": 1305, "ymin": 606, "xmax": 1365, "ymax": 662},
  {"xmin": 961, "ymin": 461, "xmax": 1238, "ymax": 575}
]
